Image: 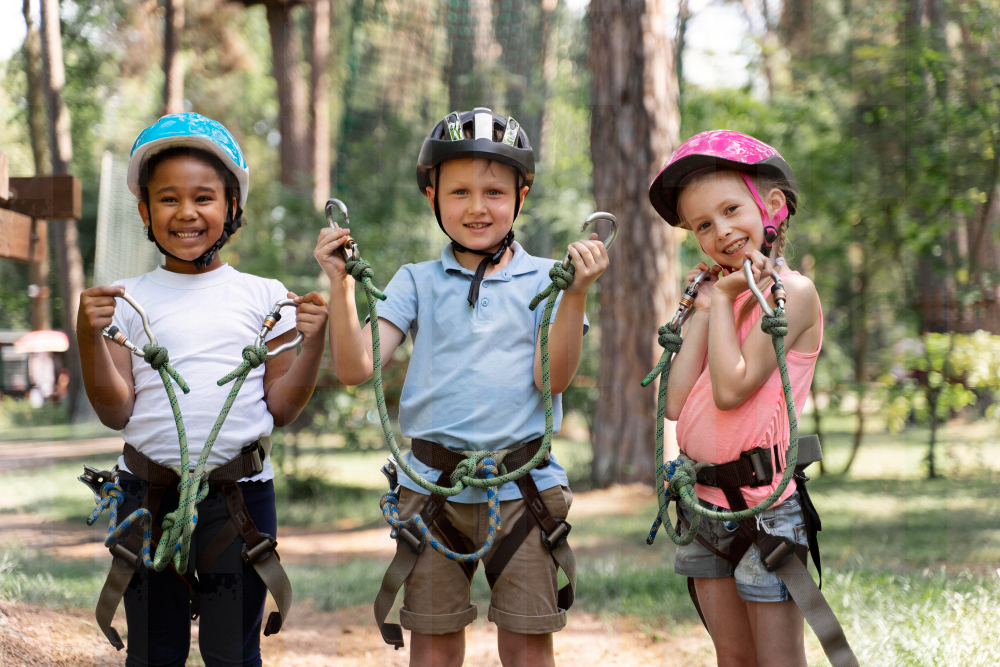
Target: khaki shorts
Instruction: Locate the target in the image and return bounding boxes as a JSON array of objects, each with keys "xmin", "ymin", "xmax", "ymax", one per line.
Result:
[{"xmin": 395, "ymin": 484, "xmax": 573, "ymax": 636}]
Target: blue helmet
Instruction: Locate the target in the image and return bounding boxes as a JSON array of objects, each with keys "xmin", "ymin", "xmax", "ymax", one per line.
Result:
[{"xmin": 128, "ymin": 113, "xmax": 250, "ymax": 206}]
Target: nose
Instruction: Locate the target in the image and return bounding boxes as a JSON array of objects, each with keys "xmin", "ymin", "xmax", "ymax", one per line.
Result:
[
  {"xmin": 468, "ymin": 191, "xmax": 487, "ymax": 214},
  {"xmin": 177, "ymin": 197, "xmax": 197, "ymax": 220},
  {"xmin": 715, "ymin": 217, "xmax": 734, "ymax": 240}
]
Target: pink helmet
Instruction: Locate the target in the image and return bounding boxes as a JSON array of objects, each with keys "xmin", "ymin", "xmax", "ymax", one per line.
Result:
[{"xmin": 648, "ymin": 130, "xmax": 797, "ymax": 247}]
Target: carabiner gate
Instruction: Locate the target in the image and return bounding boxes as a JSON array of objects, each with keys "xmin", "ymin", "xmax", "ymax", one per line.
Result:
[
  {"xmin": 561, "ymin": 212, "xmax": 619, "ymax": 269},
  {"xmin": 255, "ymin": 298, "xmax": 305, "ymax": 359},
  {"xmin": 743, "ymin": 258, "xmax": 786, "ymax": 317},
  {"xmin": 102, "ymin": 292, "xmax": 158, "ymax": 357},
  {"xmin": 668, "ymin": 268, "xmax": 711, "ymax": 331},
  {"xmin": 326, "ymin": 198, "xmax": 360, "ymax": 262}
]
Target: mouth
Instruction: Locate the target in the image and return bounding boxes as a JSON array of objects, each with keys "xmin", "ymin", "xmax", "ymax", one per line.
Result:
[
  {"xmin": 464, "ymin": 222, "xmax": 492, "ymax": 231},
  {"xmin": 722, "ymin": 238, "xmax": 748, "ymax": 255},
  {"xmin": 172, "ymin": 230, "xmax": 206, "ymax": 240}
]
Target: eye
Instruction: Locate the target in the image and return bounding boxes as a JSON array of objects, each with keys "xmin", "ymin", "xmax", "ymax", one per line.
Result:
[
  {"xmin": 487, "ymin": 188, "xmax": 502, "ymax": 196},
  {"xmin": 452, "ymin": 188, "xmax": 468, "ymax": 196},
  {"xmin": 196, "ymin": 195, "xmax": 215, "ymax": 203},
  {"xmin": 726, "ymin": 205, "xmax": 739, "ymax": 215},
  {"xmin": 697, "ymin": 221, "xmax": 711, "ymax": 232}
]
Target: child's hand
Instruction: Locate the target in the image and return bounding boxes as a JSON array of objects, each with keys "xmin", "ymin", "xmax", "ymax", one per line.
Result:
[
  {"xmin": 686, "ymin": 262, "xmax": 723, "ymax": 312},
  {"xmin": 313, "ymin": 227, "xmax": 354, "ymax": 281},
  {"xmin": 78, "ymin": 285, "xmax": 125, "ymax": 339},
  {"xmin": 565, "ymin": 233, "xmax": 610, "ymax": 294},
  {"xmin": 714, "ymin": 249, "xmax": 778, "ymax": 301},
  {"xmin": 289, "ymin": 291, "xmax": 329, "ymax": 347}
]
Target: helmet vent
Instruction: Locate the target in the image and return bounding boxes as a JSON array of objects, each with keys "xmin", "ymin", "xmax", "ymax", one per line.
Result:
[{"xmin": 474, "ymin": 107, "xmax": 493, "ymax": 140}]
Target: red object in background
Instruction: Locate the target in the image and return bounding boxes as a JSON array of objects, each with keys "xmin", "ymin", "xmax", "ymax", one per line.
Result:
[{"xmin": 13, "ymin": 330, "xmax": 69, "ymax": 353}]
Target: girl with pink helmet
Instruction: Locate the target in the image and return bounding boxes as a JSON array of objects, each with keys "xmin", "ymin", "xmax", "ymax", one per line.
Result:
[{"xmin": 647, "ymin": 130, "xmax": 854, "ymax": 666}]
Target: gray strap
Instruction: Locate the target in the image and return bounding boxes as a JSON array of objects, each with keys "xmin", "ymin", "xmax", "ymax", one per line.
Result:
[
  {"xmin": 550, "ymin": 541, "xmax": 577, "ymax": 610},
  {"xmin": 374, "ymin": 541, "xmax": 420, "ymax": 649},
  {"xmin": 95, "ymin": 556, "xmax": 136, "ymax": 650},
  {"xmin": 796, "ymin": 434, "xmax": 823, "ymax": 469},
  {"xmin": 253, "ymin": 551, "xmax": 293, "ymax": 636},
  {"xmin": 776, "ymin": 556, "xmax": 859, "ymax": 667}
]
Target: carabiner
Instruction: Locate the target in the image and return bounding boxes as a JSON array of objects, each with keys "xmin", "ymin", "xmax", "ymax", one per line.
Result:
[
  {"xmin": 743, "ymin": 258, "xmax": 786, "ymax": 317},
  {"xmin": 561, "ymin": 211, "xmax": 619, "ymax": 269},
  {"xmin": 254, "ymin": 298, "xmax": 305, "ymax": 359},
  {"xmin": 102, "ymin": 292, "xmax": 158, "ymax": 357},
  {"xmin": 668, "ymin": 268, "xmax": 711, "ymax": 330},
  {"xmin": 325, "ymin": 198, "xmax": 360, "ymax": 262}
]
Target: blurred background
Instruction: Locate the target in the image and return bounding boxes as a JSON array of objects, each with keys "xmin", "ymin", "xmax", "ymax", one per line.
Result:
[{"xmin": 2, "ymin": 0, "xmax": 1000, "ymax": 664}]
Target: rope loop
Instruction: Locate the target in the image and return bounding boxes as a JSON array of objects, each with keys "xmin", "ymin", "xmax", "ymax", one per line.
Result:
[
  {"xmin": 241, "ymin": 344, "xmax": 269, "ymax": 369},
  {"xmin": 345, "ymin": 258, "xmax": 375, "ymax": 282},
  {"xmin": 657, "ymin": 325, "xmax": 683, "ymax": 354},
  {"xmin": 760, "ymin": 310, "xmax": 789, "ymax": 338},
  {"xmin": 143, "ymin": 344, "xmax": 171, "ymax": 370},
  {"xmin": 547, "ymin": 262, "xmax": 575, "ymax": 292}
]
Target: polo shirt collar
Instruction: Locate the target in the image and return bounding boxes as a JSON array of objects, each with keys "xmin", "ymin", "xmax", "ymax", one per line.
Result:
[{"xmin": 441, "ymin": 241, "xmax": 538, "ymax": 279}]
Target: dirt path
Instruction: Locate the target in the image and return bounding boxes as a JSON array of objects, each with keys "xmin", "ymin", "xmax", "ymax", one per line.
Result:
[{"xmin": 0, "ymin": 599, "xmax": 714, "ymax": 667}]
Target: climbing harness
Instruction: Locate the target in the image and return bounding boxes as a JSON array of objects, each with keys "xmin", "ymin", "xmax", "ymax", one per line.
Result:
[
  {"xmin": 357, "ymin": 202, "xmax": 616, "ymax": 647},
  {"xmin": 642, "ymin": 258, "xmax": 858, "ymax": 667},
  {"xmin": 79, "ymin": 294, "xmax": 298, "ymax": 649}
]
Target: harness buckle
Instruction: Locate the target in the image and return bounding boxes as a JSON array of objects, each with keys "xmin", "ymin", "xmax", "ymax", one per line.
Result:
[
  {"xmin": 761, "ymin": 536, "xmax": 797, "ymax": 572},
  {"xmin": 380, "ymin": 458, "xmax": 399, "ymax": 492},
  {"xmin": 241, "ymin": 441, "xmax": 265, "ymax": 475},
  {"xmin": 541, "ymin": 519, "xmax": 572, "ymax": 551},
  {"xmin": 742, "ymin": 447, "xmax": 773, "ymax": 487},
  {"xmin": 110, "ymin": 543, "xmax": 141, "ymax": 569},
  {"xmin": 79, "ymin": 465, "xmax": 116, "ymax": 504},
  {"xmin": 242, "ymin": 534, "xmax": 277, "ymax": 565},
  {"xmin": 398, "ymin": 527, "xmax": 426, "ymax": 555}
]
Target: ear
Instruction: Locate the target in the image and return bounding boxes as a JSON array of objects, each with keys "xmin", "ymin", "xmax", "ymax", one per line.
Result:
[
  {"xmin": 138, "ymin": 200, "xmax": 150, "ymax": 227},
  {"xmin": 424, "ymin": 186, "xmax": 436, "ymax": 211},
  {"xmin": 518, "ymin": 184, "xmax": 529, "ymax": 208},
  {"xmin": 765, "ymin": 187, "xmax": 787, "ymax": 218}
]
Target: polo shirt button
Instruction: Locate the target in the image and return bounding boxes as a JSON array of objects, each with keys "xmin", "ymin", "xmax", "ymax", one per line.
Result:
[
  {"xmin": 483, "ymin": 282, "xmax": 489, "ymax": 288},
  {"xmin": 481, "ymin": 298, "xmax": 489, "ymax": 307}
]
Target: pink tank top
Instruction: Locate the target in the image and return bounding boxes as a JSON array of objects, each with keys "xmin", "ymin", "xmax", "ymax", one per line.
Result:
[{"xmin": 675, "ymin": 271, "xmax": 822, "ymax": 509}]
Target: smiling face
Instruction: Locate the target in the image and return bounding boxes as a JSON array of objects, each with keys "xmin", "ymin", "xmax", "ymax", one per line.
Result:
[
  {"xmin": 426, "ymin": 157, "xmax": 527, "ymax": 256},
  {"xmin": 677, "ymin": 169, "xmax": 785, "ymax": 270},
  {"xmin": 138, "ymin": 154, "xmax": 234, "ymax": 273}
]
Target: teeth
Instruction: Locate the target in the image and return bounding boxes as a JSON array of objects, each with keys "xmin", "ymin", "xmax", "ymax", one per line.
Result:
[
  {"xmin": 724, "ymin": 238, "xmax": 746, "ymax": 255},
  {"xmin": 175, "ymin": 232, "xmax": 202, "ymax": 238}
]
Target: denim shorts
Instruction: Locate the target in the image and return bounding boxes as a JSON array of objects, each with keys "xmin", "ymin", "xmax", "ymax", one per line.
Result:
[{"xmin": 673, "ymin": 491, "xmax": 808, "ymax": 602}]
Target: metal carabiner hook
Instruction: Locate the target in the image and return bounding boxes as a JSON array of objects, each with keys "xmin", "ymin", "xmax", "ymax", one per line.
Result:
[
  {"xmin": 254, "ymin": 298, "xmax": 305, "ymax": 360},
  {"xmin": 561, "ymin": 211, "xmax": 619, "ymax": 269},
  {"xmin": 743, "ymin": 258, "xmax": 786, "ymax": 317},
  {"xmin": 102, "ymin": 292, "xmax": 158, "ymax": 357},
  {"xmin": 668, "ymin": 268, "xmax": 711, "ymax": 330},
  {"xmin": 326, "ymin": 198, "xmax": 360, "ymax": 262}
]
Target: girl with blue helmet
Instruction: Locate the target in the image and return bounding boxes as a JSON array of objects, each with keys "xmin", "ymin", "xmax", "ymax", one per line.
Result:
[{"xmin": 77, "ymin": 113, "xmax": 328, "ymax": 666}]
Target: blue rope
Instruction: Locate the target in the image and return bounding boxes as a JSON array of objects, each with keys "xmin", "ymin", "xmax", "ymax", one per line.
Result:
[
  {"xmin": 646, "ymin": 459, "xmax": 683, "ymax": 545},
  {"xmin": 379, "ymin": 458, "xmax": 502, "ymax": 563}
]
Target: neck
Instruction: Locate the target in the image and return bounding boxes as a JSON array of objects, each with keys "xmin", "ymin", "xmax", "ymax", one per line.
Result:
[
  {"xmin": 163, "ymin": 255, "xmax": 224, "ymax": 274},
  {"xmin": 453, "ymin": 243, "xmax": 514, "ymax": 273}
]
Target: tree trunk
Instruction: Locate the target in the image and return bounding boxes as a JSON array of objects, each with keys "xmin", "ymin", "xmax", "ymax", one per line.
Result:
[
  {"xmin": 40, "ymin": 0, "xmax": 87, "ymax": 418},
  {"xmin": 589, "ymin": 0, "xmax": 681, "ymax": 486},
  {"xmin": 842, "ymin": 239, "xmax": 869, "ymax": 475},
  {"xmin": 810, "ymin": 381, "xmax": 824, "ymax": 475},
  {"xmin": 446, "ymin": 0, "xmax": 498, "ymax": 111},
  {"xmin": 536, "ymin": 0, "xmax": 559, "ymax": 161},
  {"xmin": 23, "ymin": 0, "xmax": 51, "ymax": 332},
  {"xmin": 675, "ymin": 0, "xmax": 690, "ymax": 102},
  {"xmin": 266, "ymin": 1, "xmax": 312, "ymax": 190},
  {"xmin": 310, "ymin": 0, "xmax": 331, "ymax": 209},
  {"xmin": 162, "ymin": 0, "xmax": 185, "ymax": 115}
]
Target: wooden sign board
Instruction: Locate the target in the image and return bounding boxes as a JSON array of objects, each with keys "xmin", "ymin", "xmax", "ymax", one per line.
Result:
[
  {"xmin": 3, "ymin": 175, "xmax": 81, "ymax": 219},
  {"xmin": 0, "ymin": 151, "xmax": 8, "ymax": 201},
  {"xmin": 0, "ymin": 208, "xmax": 45, "ymax": 263}
]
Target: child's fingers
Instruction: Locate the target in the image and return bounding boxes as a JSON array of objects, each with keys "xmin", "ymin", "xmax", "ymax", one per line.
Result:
[
  {"xmin": 569, "ymin": 241, "xmax": 597, "ymax": 268},
  {"xmin": 297, "ymin": 292, "xmax": 328, "ymax": 308}
]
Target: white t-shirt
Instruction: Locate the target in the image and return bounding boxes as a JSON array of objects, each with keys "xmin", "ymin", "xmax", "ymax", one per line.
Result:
[{"xmin": 111, "ymin": 264, "xmax": 296, "ymax": 482}]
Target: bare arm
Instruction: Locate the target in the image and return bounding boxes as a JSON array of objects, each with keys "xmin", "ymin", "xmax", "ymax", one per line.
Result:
[
  {"xmin": 263, "ymin": 292, "xmax": 329, "ymax": 427},
  {"xmin": 708, "ymin": 255, "xmax": 821, "ymax": 411},
  {"xmin": 315, "ymin": 227, "xmax": 405, "ymax": 386},
  {"xmin": 76, "ymin": 285, "xmax": 135, "ymax": 430},
  {"xmin": 533, "ymin": 235, "xmax": 609, "ymax": 394}
]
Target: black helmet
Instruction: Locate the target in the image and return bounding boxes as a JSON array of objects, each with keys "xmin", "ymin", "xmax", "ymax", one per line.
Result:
[{"xmin": 417, "ymin": 108, "xmax": 535, "ymax": 194}]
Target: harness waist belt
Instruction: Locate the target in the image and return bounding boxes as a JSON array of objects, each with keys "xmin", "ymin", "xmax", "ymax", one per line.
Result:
[
  {"xmin": 122, "ymin": 437, "xmax": 270, "ymax": 484},
  {"xmin": 410, "ymin": 437, "xmax": 549, "ymax": 476},
  {"xmin": 693, "ymin": 434, "xmax": 823, "ymax": 489}
]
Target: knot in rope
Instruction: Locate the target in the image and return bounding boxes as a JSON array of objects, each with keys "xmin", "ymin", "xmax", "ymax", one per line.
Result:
[
  {"xmin": 241, "ymin": 344, "xmax": 269, "ymax": 370},
  {"xmin": 143, "ymin": 344, "xmax": 171, "ymax": 371},
  {"xmin": 345, "ymin": 258, "xmax": 374, "ymax": 282},
  {"xmin": 657, "ymin": 325, "xmax": 683, "ymax": 354},
  {"xmin": 760, "ymin": 311, "xmax": 789, "ymax": 338},
  {"xmin": 548, "ymin": 262, "xmax": 575, "ymax": 292}
]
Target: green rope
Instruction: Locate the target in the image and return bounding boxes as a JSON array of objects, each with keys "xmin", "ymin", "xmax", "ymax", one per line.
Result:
[
  {"xmin": 645, "ymin": 308, "xmax": 800, "ymax": 546},
  {"xmin": 354, "ymin": 257, "xmax": 571, "ymax": 498}
]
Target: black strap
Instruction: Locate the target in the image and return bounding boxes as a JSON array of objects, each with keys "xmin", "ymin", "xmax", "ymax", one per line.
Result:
[{"xmin": 795, "ymin": 475, "xmax": 823, "ymax": 589}]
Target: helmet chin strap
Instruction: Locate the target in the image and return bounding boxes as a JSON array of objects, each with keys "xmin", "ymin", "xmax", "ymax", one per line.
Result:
[
  {"xmin": 739, "ymin": 173, "xmax": 787, "ymax": 256},
  {"xmin": 433, "ymin": 166, "xmax": 521, "ymax": 306},
  {"xmin": 146, "ymin": 200, "xmax": 244, "ymax": 271}
]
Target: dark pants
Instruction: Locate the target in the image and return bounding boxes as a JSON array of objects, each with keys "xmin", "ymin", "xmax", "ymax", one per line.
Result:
[{"xmin": 116, "ymin": 472, "xmax": 277, "ymax": 667}]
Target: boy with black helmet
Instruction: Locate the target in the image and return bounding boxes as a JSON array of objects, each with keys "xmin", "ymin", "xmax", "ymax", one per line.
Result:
[{"xmin": 315, "ymin": 108, "xmax": 609, "ymax": 665}]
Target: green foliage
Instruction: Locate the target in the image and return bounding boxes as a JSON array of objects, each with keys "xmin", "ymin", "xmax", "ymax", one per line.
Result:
[{"xmin": 0, "ymin": 396, "xmax": 70, "ymax": 430}]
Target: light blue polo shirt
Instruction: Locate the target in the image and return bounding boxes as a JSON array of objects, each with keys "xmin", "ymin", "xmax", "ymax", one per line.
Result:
[{"xmin": 376, "ymin": 241, "xmax": 588, "ymax": 503}]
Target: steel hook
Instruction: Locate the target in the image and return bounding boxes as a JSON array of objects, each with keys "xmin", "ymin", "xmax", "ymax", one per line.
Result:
[
  {"xmin": 254, "ymin": 298, "xmax": 305, "ymax": 359},
  {"xmin": 102, "ymin": 292, "xmax": 158, "ymax": 357},
  {"xmin": 561, "ymin": 212, "xmax": 619, "ymax": 269},
  {"xmin": 325, "ymin": 198, "xmax": 360, "ymax": 262},
  {"xmin": 743, "ymin": 258, "xmax": 785, "ymax": 317},
  {"xmin": 668, "ymin": 268, "xmax": 711, "ymax": 330}
]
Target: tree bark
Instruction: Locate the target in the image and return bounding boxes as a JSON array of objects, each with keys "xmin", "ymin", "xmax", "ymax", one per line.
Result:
[
  {"xmin": 537, "ymin": 0, "xmax": 560, "ymax": 161},
  {"xmin": 23, "ymin": 0, "xmax": 51, "ymax": 332},
  {"xmin": 446, "ymin": 0, "xmax": 498, "ymax": 111},
  {"xmin": 162, "ymin": 0, "xmax": 185, "ymax": 115},
  {"xmin": 40, "ymin": 0, "xmax": 87, "ymax": 418},
  {"xmin": 589, "ymin": 0, "xmax": 681, "ymax": 485},
  {"xmin": 310, "ymin": 0, "xmax": 331, "ymax": 209},
  {"xmin": 266, "ymin": 1, "xmax": 312, "ymax": 190},
  {"xmin": 675, "ymin": 0, "xmax": 690, "ymax": 101}
]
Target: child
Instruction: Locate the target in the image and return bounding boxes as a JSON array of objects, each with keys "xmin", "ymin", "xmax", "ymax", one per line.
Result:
[
  {"xmin": 649, "ymin": 130, "xmax": 823, "ymax": 666},
  {"xmin": 315, "ymin": 108, "xmax": 608, "ymax": 667},
  {"xmin": 77, "ymin": 112, "xmax": 328, "ymax": 666}
]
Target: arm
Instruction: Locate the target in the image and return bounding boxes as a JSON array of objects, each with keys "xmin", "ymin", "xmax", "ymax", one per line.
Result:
[
  {"xmin": 708, "ymin": 255, "xmax": 821, "ymax": 411},
  {"xmin": 76, "ymin": 285, "xmax": 135, "ymax": 430},
  {"xmin": 263, "ymin": 292, "xmax": 328, "ymax": 427},
  {"xmin": 314, "ymin": 227, "xmax": 405, "ymax": 386},
  {"xmin": 534, "ymin": 234, "xmax": 609, "ymax": 394}
]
